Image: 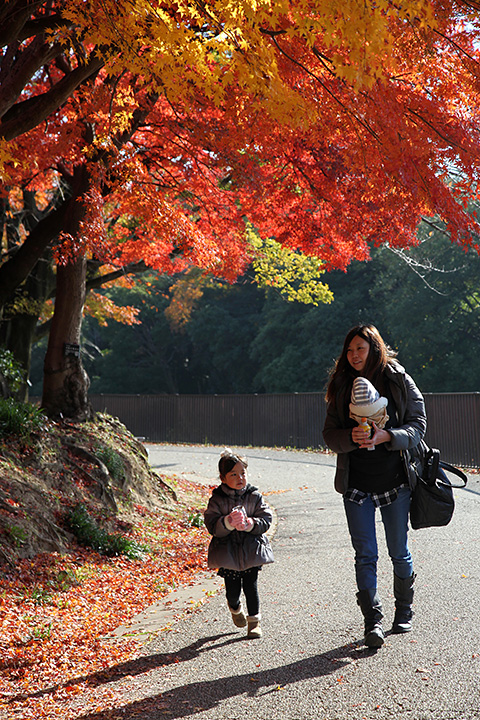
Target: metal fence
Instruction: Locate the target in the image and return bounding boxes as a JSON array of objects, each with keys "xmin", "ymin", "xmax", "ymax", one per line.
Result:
[{"xmin": 88, "ymin": 392, "xmax": 480, "ymax": 468}]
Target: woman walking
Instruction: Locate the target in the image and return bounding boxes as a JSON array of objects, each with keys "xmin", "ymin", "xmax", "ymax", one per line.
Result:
[{"xmin": 323, "ymin": 324, "xmax": 426, "ymax": 648}]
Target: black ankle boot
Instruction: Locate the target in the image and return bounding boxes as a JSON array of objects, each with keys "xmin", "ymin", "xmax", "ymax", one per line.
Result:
[
  {"xmin": 356, "ymin": 589, "xmax": 385, "ymax": 648},
  {"xmin": 392, "ymin": 572, "xmax": 416, "ymax": 634}
]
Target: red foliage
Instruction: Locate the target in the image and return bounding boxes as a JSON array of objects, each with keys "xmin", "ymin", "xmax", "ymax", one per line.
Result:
[{"xmin": 3, "ymin": 2, "xmax": 480, "ymax": 295}]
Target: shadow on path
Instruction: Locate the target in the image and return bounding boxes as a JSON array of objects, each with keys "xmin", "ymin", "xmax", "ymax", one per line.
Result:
[
  {"xmin": 7, "ymin": 633, "xmax": 239, "ymax": 703},
  {"xmin": 73, "ymin": 635, "xmax": 372, "ymax": 720}
]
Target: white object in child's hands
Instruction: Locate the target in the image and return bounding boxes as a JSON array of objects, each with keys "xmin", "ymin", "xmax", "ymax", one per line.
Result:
[
  {"xmin": 229, "ymin": 506, "xmax": 247, "ymax": 529},
  {"xmin": 230, "ymin": 505, "xmax": 253, "ymax": 531}
]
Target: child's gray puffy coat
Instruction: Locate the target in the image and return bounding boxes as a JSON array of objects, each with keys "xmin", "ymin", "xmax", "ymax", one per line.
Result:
[{"xmin": 204, "ymin": 483, "xmax": 274, "ymax": 571}]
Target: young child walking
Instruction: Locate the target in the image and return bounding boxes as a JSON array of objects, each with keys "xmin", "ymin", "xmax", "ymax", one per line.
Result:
[{"xmin": 204, "ymin": 449, "xmax": 274, "ymax": 638}]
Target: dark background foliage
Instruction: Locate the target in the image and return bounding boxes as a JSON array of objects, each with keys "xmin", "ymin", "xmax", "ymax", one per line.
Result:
[{"xmin": 29, "ymin": 231, "xmax": 480, "ymax": 396}]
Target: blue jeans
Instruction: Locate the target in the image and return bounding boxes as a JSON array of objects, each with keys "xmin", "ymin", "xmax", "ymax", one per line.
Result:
[{"xmin": 343, "ymin": 487, "xmax": 413, "ymax": 591}]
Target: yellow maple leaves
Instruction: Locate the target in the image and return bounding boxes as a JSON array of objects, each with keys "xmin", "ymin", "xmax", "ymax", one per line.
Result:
[
  {"xmin": 248, "ymin": 226, "xmax": 334, "ymax": 305},
  {"xmin": 58, "ymin": 0, "xmax": 440, "ymax": 110}
]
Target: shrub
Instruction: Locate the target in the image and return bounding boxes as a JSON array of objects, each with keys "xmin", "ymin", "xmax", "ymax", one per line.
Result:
[
  {"xmin": 66, "ymin": 503, "xmax": 147, "ymax": 559},
  {"xmin": 0, "ymin": 348, "xmax": 25, "ymax": 396},
  {"xmin": 95, "ymin": 444, "xmax": 125, "ymax": 482},
  {"xmin": 187, "ymin": 511, "xmax": 204, "ymax": 528},
  {"xmin": 0, "ymin": 398, "xmax": 47, "ymax": 439}
]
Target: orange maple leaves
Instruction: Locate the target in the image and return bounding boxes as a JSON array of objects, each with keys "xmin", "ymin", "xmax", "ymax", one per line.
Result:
[
  {"xmin": 0, "ymin": 478, "xmax": 212, "ymax": 720},
  {"xmin": 3, "ymin": 0, "xmax": 480, "ymax": 299}
]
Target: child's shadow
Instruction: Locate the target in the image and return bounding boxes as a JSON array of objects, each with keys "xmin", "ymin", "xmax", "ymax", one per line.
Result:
[{"xmin": 6, "ymin": 632, "xmax": 240, "ymax": 702}]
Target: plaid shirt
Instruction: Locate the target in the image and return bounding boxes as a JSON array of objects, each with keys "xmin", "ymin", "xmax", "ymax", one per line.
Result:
[{"xmin": 344, "ymin": 484, "xmax": 408, "ymax": 507}]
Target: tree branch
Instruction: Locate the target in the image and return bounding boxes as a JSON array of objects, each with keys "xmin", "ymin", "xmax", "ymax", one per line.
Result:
[
  {"xmin": 0, "ymin": 166, "xmax": 89, "ymax": 307},
  {"xmin": 268, "ymin": 34, "xmax": 380, "ymax": 141},
  {"xmin": 406, "ymin": 107, "xmax": 461, "ymax": 149},
  {"xmin": 0, "ymin": 37, "xmax": 65, "ymax": 119},
  {"xmin": 386, "ymin": 243, "xmax": 461, "ymax": 296},
  {"xmin": 86, "ymin": 261, "xmax": 148, "ymax": 290},
  {"xmin": 0, "ymin": 56, "xmax": 104, "ymax": 140}
]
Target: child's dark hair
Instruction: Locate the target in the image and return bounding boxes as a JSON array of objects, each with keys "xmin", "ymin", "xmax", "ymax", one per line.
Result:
[{"xmin": 218, "ymin": 448, "xmax": 248, "ymax": 479}]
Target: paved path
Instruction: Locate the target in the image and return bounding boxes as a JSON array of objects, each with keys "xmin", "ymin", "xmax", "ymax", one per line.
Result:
[{"xmin": 89, "ymin": 445, "xmax": 480, "ymax": 720}]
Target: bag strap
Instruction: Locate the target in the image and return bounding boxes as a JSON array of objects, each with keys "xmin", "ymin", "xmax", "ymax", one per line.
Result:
[
  {"xmin": 423, "ymin": 447, "xmax": 440, "ymax": 484},
  {"xmin": 438, "ymin": 461, "xmax": 468, "ymax": 489}
]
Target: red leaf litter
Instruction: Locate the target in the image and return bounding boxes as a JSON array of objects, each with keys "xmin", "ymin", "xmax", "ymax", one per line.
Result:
[{"xmin": 0, "ymin": 476, "xmax": 213, "ymax": 719}]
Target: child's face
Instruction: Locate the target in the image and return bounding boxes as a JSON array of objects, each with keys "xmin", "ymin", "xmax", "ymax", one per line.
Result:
[{"xmin": 222, "ymin": 461, "xmax": 247, "ymax": 491}]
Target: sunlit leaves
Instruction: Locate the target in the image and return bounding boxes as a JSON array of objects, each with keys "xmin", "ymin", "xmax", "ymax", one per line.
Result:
[
  {"xmin": 59, "ymin": 0, "xmax": 440, "ymax": 101},
  {"xmin": 83, "ymin": 291, "xmax": 141, "ymax": 327},
  {"xmin": 248, "ymin": 227, "xmax": 334, "ymax": 305},
  {"xmin": 164, "ymin": 272, "xmax": 209, "ymax": 331},
  {"xmin": 3, "ymin": 0, "xmax": 480, "ymax": 318}
]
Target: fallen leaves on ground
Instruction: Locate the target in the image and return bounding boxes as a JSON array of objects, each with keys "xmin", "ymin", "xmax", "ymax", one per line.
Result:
[{"xmin": 0, "ymin": 476, "xmax": 213, "ymax": 720}]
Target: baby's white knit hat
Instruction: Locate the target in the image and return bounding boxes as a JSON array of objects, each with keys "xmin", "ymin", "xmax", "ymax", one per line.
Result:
[{"xmin": 350, "ymin": 377, "xmax": 388, "ymax": 416}]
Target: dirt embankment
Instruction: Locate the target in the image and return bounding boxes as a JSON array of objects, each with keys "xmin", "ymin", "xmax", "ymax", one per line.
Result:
[{"xmin": 0, "ymin": 413, "xmax": 175, "ymax": 565}]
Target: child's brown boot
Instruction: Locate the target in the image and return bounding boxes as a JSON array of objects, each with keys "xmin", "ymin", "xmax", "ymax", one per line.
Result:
[
  {"xmin": 228, "ymin": 602, "xmax": 247, "ymax": 628},
  {"xmin": 247, "ymin": 614, "xmax": 262, "ymax": 638}
]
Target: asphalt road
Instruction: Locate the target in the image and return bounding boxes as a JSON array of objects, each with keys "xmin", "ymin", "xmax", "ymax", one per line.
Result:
[{"xmin": 87, "ymin": 444, "xmax": 480, "ymax": 720}]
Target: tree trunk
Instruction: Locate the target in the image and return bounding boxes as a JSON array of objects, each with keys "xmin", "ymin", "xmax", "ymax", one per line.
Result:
[
  {"xmin": 0, "ymin": 247, "xmax": 57, "ymax": 401},
  {"xmin": 2, "ymin": 313, "xmax": 39, "ymax": 401},
  {"xmin": 42, "ymin": 253, "xmax": 93, "ymax": 420}
]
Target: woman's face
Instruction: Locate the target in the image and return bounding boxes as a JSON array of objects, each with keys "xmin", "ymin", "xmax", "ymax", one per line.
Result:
[
  {"xmin": 347, "ymin": 335, "xmax": 370, "ymax": 373},
  {"xmin": 222, "ymin": 461, "xmax": 247, "ymax": 490}
]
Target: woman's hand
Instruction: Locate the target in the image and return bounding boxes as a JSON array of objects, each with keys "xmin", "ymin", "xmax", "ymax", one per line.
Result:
[
  {"xmin": 352, "ymin": 422, "xmax": 390, "ymax": 449},
  {"xmin": 358, "ymin": 423, "xmax": 391, "ymax": 450},
  {"xmin": 370, "ymin": 423, "xmax": 391, "ymax": 447},
  {"xmin": 352, "ymin": 424, "xmax": 370, "ymax": 446}
]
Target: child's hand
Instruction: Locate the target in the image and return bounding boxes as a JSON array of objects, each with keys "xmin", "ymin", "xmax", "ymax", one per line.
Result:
[
  {"xmin": 243, "ymin": 517, "xmax": 254, "ymax": 532},
  {"xmin": 228, "ymin": 508, "xmax": 246, "ymax": 529},
  {"xmin": 235, "ymin": 515, "xmax": 255, "ymax": 532},
  {"xmin": 227, "ymin": 509, "xmax": 254, "ymax": 531}
]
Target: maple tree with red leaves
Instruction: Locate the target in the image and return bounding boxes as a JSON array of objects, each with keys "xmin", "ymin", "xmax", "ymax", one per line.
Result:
[
  {"xmin": 3, "ymin": 4, "xmax": 480, "ymax": 715},
  {"xmin": 2, "ymin": 0, "xmax": 480, "ymax": 419}
]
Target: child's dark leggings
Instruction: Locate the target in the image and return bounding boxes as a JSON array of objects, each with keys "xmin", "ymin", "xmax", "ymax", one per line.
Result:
[{"xmin": 224, "ymin": 567, "xmax": 260, "ymax": 616}]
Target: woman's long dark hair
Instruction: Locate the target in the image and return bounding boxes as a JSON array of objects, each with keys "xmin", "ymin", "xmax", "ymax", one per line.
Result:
[{"xmin": 325, "ymin": 324, "xmax": 397, "ymax": 405}]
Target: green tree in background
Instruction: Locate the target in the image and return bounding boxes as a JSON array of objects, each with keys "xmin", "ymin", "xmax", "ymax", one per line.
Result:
[
  {"xmin": 249, "ymin": 257, "xmax": 377, "ymax": 392},
  {"xmin": 368, "ymin": 228, "xmax": 480, "ymax": 391},
  {"xmin": 29, "ymin": 275, "xmax": 266, "ymax": 396},
  {"xmin": 83, "ymin": 278, "xmax": 192, "ymax": 395},
  {"xmin": 179, "ymin": 281, "xmax": 264, "ymax": 394},
  {"xmin": 28, "ymin": 229, "xmax": 480, "ymax": 396}
]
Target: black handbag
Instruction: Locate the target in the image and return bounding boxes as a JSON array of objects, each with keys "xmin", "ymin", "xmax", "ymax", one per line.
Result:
[{"xmin": 409, "ymin": 445, "xmax": 468, "ymax": 530}]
